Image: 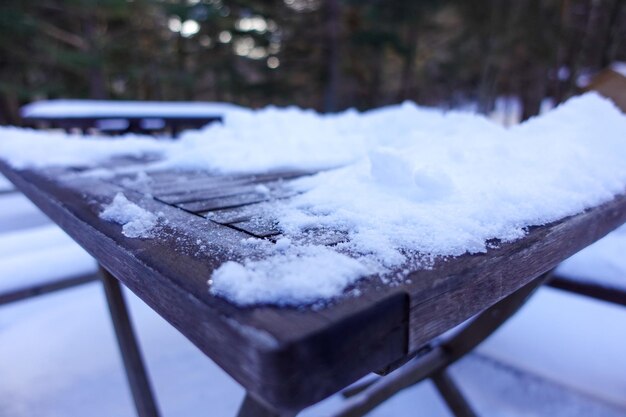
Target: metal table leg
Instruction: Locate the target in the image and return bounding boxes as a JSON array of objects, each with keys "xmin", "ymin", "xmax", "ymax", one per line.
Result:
[{"xmin": 100, "ymin": 266, "xmax": 161, "ymax": 417}]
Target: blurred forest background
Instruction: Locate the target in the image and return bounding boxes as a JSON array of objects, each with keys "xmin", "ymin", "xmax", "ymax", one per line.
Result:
[{"xmin": 0, "ymin": 0, "xmax": 624, "ymax": 125}]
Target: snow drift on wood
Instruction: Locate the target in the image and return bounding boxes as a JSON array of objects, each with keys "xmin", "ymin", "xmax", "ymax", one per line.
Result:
[
  {"xmin": 2, "ymin": 93, "xmax": 626, "ymax": 305},
  {"xmin": 100, "ymin": 193, "xmax": 158, "ymax": 238}
]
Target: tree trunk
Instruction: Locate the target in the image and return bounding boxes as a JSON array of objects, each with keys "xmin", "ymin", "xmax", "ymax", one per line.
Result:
[
  {"xmin": 601, "ymin": 0, "xmax": 625, "ymax": 68},
  {"xmin": 84, "ymin": 14, "xmax": 107, "ymax": 99},
  {"xmin": 323, "ymin": 0, "xmax": 341, "ymax": 112},
  {"xmin": 397, "ymin": 22, "xmax": 419, "ymax": 102},
  {"xmin": 521, "ymin": 65, "xmax": 546, "ymax": 121},
  {"xmin": 0, "ymin": 91, "xmax": 21, "ymax": 126}
]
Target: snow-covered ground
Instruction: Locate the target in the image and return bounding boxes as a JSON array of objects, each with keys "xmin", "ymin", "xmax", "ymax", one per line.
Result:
[{"xmin": 0, "ymin": 178, "xmax": 625, "ymax": 416}]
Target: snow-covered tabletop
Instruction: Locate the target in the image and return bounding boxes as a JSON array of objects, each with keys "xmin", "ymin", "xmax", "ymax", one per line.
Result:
[
  {"xmin": 1, "ymin": 159, "xmax": 625, "ymax": 413},
  {"xmin": 2, "ymin": 93, "xmax": 626, "ymax": 413}
]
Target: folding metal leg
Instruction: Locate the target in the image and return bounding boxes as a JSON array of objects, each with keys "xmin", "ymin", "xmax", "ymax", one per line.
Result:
[
  {"xmin": 100, "ymin": 266, "xmax": 161, "ymax": 417},
  {"xmin": 432, "ymin": 369, "xmax": 477, "ymax": 417},
  {"xmin": 236, "ymin": 393, "xmax": 296, "ymax": 417}
]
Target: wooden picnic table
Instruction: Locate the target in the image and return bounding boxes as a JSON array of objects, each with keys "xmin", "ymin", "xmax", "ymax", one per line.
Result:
[
  {"xmin": 21, "ymin": 100, "xmax": 236, "ymax": 137},
  {"xmin": 1, "ymin": 156, "xmax": 625, "ymax": 417}
]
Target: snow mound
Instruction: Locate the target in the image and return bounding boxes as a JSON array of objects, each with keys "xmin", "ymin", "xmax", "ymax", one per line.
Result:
[
  {"xmin": 209, "ymin": 246, "xmax": 368, "ymax": 306},
  {"xmin": 100, "ymin": 193, "xmax": 157, "ymax": 238}
]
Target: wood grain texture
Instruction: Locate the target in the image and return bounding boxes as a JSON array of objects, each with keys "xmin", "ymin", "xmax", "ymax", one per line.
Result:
[{"xmin": 2, "ymin": 159, "xmax": 625, "ymax": 413}]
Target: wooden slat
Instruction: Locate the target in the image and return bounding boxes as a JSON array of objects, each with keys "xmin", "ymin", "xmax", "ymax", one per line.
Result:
[
  {"xmin": 176, "ymin": 187, "xmax": 300, "ymax": 213},
  {"xmin": 176, "ymin": 191, "xmax": 273, "ymax": 212},
  {"xmin": 202, "ymin": 204, "xmax": 271, "ymax": 224},
  {"xmin": 229, "ymin": 218, "xmax": 281, "ymax": 238},
  {"xmin": 149, "ymin": 170, "xmax": 311, "ymax": 197},
  {"xmin": 157, "ymin": 181, "xmax": 260, "ymax": 204},
  {"xmin": 150, "ymin": 175, "xmax": 243, "ymax": 196}
]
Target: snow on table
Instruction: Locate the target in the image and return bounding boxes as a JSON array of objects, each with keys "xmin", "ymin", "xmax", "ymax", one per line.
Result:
[{"xmin": 3, "ymin": 92, "xmax": 626, "ymax": 306}]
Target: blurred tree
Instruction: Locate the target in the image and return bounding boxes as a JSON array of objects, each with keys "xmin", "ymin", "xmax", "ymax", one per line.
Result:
[{"xmin": 0, "ymin": 0, "xmax": 624, "ymax": 124}]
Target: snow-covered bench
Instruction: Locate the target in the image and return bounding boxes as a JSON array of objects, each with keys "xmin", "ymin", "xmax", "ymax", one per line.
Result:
[{"xmin": 21, "ymin": 99, "xmax": 244, "ymax": 137}]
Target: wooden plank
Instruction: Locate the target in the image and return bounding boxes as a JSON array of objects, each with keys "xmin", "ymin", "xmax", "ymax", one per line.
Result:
[
  {"xmin": 202, "ymin": 203, "xmax": 271, "ymax": 224},
  {"xmin": 175, "ymin": 187, "xmax": 299, "ymax": 213},
  {"xmin": 149, "ymin": 170, "xmax": 311, "ymax": 197},
  {"xmin": 149, "ymin": 175, "xmax": 243, "ymax": 196},
  {"xmin": 229, "ymin": 218, "xmax": 281, "ymax": 238},
  {"xmin": 157, "ymin": 182, "xmax": 259, "ymax": 204},
  {"xmin": 158, "ymin": 179, "xmax": 296, "ymax": 205},
  {"xmin": 176, "ymin": 191, "xmax": 272, "ymax": 212}
]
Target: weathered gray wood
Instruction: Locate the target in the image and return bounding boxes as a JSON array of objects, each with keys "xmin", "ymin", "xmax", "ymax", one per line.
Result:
[
  {"xmin": 156, "ymin": 178, "xmax": 293, "ymax": 205},
  {"xmin": 151, "ymin": 176, "xmax": 247, "ymax": 197},
  {"xmin": 202, "ymin": 203, "xmax": 270, "ymax": 224},
  {"xmin": 176, "ymin": 186, "xmax": 299, "ymax": 213},
  {"xmin": 229, "ymin": 218, "xmax": 281, "ymax": 238},
  {"xmin": 177, "ymin": 191, "xmax": 273, "ymax": 212},
  {"xmin": 148, "ymin": 170, "xmax": 310, "ymax": 197}
]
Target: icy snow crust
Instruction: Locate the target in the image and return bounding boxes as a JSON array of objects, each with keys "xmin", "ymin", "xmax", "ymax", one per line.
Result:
[{"xmin": 2, "ymin": 93, "xmax": 626, "ymax": 306}]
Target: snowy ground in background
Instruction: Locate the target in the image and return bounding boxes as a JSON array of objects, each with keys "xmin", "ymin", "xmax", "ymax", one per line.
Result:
[
  {"xmin": 1, "ymin": 283, "xmax": 624, "ymax": 417},
  {"xmin": 0, "ymin": 177, "xmax": 625, "ymax": 417}
]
